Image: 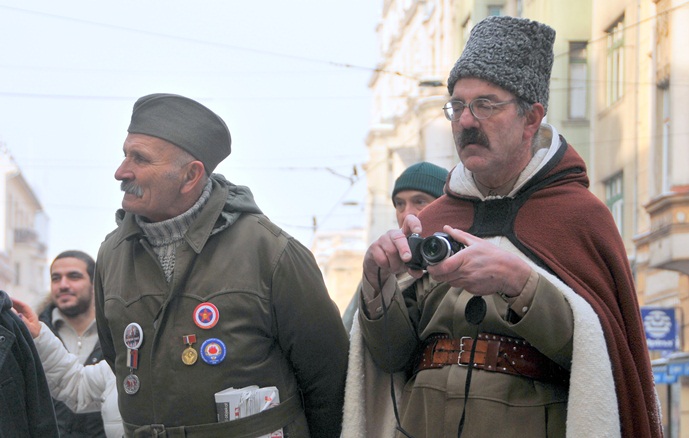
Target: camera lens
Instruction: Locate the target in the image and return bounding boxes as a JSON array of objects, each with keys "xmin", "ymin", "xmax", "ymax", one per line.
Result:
[{"xmin": 421, "ymin": 236, "xmax": 451, "ymax": 265}]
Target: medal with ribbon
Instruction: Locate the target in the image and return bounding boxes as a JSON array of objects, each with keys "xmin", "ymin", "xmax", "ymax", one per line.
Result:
[
  {"xmin": 123, "ymin": 322, "xmax": 143, "ymax": 395},
  {"xmin": 182, "ymin": 334, "xmax": 198, "ymax": 365}
]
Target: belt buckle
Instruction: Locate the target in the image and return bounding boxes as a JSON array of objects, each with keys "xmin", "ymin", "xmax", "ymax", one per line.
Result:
[
  {"xmin": 457, "ymin": 336, "xmax": 472, "ymax": 366},
  {"xmin": 151, "ymin": 424, "xmax": 166, "ymax": 437}
]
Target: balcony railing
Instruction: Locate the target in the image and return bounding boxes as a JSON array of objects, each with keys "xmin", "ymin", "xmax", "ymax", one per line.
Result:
[
  {"xmin": 636, "ymin": 190, "xmax": 689, "ymax": 275},
  {"xmin": 14, "ymin": 228, "xmax": 38, "ymax": 243}
]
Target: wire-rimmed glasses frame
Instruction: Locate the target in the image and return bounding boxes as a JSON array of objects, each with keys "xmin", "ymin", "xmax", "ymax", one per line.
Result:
[{"xmin": 442, "ymin": 98, "xmax": 518, "ymax": 121}]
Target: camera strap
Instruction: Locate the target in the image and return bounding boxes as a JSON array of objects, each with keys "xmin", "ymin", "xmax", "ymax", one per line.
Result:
[
  {"xmin": 376, "ymin": 272, "xmax": 488, "ymax": 438},
  {"xmin": 457, "ymin": 296, "xmax": 487, "ymax": 438}
]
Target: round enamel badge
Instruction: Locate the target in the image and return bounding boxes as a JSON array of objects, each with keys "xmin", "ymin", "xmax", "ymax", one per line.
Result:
[
  {"xmin": 123, "ymin": 323, "xmax": 144, "ymax": 350},
  {"xmin": 193, "ymin": 302, "xmax": 219, "ymax": 329},
  {"xmin": 200, "ymin": 338, "xmax": 227, "ymax": 365}
]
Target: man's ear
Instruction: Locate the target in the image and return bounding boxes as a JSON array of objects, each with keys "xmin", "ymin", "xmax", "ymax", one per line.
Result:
[
  {"xmin": 523, "ymin": 103, "xmax": 545, "ymax": 141},
  {"xmin": 180, "ymin": 161, "xmax": 206, "ymax": 194}
]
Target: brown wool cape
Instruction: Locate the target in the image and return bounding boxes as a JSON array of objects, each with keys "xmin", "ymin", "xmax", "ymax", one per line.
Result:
[{"xmin": 418, "ymin": 138, "xmax": 662, "ymax": 438}]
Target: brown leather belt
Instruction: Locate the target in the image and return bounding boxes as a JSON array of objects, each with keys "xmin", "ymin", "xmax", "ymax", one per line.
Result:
[{"xmin": 414, "ymin": 333, "xmax": 569, "ymax": 384}]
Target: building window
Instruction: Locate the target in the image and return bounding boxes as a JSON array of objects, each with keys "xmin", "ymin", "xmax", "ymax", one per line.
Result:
[
  {"xmin": 605, "ymin": 173, "xmax": 624, "ymax": 234},
  {"xmin": 487, "ymin": 5, "xmax": 502, "ymax": 16},
  {"xmin": 568, "ymin": 41, "xmax": 588, "ymax": 119},
  {"xmin": 606, "ymin": 17, "xmax": 625, "ymax": 106}
]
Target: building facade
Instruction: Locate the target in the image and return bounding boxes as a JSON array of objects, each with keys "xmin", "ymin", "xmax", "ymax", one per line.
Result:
[
  {"xmin": 590, "ymin": 1, "xmax": 689, "ymax": 436},
  {"xmin": 365, "ymin": 0, "xmax": 458, "ymax": 244},
  {"xmin": 0, "ymin": 144, "xmax": 48, "ymax": 308},
  {"xmin": 311, "ymin": 228, "xmax": 366, "ymax": 314}
]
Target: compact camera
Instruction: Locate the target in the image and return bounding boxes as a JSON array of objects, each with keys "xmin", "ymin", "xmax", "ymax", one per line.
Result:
[{"xmin": 406, "ymin": 232, "xmax": 465, "ymax": 270}]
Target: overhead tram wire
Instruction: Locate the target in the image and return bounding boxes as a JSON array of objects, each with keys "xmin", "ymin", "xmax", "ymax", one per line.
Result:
[{"xmin": 0, "ymin": 4, "xmax": 416, "ymax": 82}]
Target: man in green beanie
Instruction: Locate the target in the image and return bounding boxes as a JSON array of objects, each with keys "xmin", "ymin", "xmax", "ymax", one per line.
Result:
[
  {"xmin": 94, "ymin": 93, "xmax": 348, "ymax": 437},
  {"xmin": 351, "ymin": 15, "xmax": 661, "ymax": 438},
  {"xmin": 390, "ymin": 162, "xmax": 449, "ymax": 231},
  {"xmin": 342, "ymin": 161, "xmax": 448, "ymax": 332},
  {"xmin": 340, "ymin": 162, "xmax": 448, "ymax": 438}
]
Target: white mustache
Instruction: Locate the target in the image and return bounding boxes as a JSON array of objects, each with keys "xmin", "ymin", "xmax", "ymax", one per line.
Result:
[{"xmin": 120, "ymin": 181, "xmax": 144, "ymax": 198}]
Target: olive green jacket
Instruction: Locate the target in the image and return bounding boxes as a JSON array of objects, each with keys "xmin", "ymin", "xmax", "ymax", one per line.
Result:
[
  {"xmin": 95, "ymin": 175, "xmax": 348, "ymax": 437},
  {"xmin": 359, "ymin": 263, "xmax": 574, "ymax": 438}
]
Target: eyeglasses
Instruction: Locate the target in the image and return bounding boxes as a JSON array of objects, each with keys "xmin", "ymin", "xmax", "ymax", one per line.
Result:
[{"xmin": 442, "ymin": 98, "xmax": 517, "ymax": 121}]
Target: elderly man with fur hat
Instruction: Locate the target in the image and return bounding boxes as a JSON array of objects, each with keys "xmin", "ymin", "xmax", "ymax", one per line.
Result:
[
  {"xmin": 350, "ymin": 16, "xmax": 661, "ymax": 437},
  {"xmin": 94, "ymin": 94, "xmax": 349, "ymax": 437}
]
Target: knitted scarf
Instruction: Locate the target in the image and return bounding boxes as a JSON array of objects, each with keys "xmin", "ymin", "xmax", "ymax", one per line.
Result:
[{"xmin": 137, "ymin": 179, "xmax": 212, "ymax": 282}]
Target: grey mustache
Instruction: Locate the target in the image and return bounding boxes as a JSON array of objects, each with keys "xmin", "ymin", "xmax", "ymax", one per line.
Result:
[
  {"xmin": 120, "ymin": 181, "xmax": 144, "ymax": 198},
  {"xmin": 458, "ymin": 128, "xmax": 490, "ymax": 148}
]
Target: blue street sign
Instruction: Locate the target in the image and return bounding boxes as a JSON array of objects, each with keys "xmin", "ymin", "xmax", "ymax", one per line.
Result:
[
  {"xmin": 641, "ymin": 307, "xmax": 678, "ymax": 351},
  {"xmin": 654, "ymin": 370, "xmax": 678, "ymax": 384}
]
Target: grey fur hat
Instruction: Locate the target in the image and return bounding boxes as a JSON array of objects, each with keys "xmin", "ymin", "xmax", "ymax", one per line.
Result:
[
  {"xmin": 128, "ymin": 93, "xmax": 231, "ymax": 175},
  {"xmin": 447, "ymin": 16, "xmax": 556, "ymax": 113}
]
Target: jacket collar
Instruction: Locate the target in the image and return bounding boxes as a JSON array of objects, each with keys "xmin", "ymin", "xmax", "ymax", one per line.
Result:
[{"xmin": 111, "ymin": 177, "xmax": 230, "ymax": 253}]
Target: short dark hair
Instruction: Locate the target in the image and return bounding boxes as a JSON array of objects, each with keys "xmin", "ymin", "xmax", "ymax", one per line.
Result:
[{"xmin": 51, "ymin": 250, "xmax": 95, "ymax": 283}]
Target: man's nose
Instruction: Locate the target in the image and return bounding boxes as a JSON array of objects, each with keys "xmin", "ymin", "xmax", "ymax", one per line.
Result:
[
  {"xmin": 114, "ymin": 159, "xmax": 132, "ymax": 181},
  {"xmin": 458, "ymin": 105, "xmax": 480, "ymax": 127}
]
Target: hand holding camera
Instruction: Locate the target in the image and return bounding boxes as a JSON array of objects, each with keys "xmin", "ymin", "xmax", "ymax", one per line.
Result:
[{"xmin": 406, "ymin": 232, "xmax": 465, "ymax": 270}]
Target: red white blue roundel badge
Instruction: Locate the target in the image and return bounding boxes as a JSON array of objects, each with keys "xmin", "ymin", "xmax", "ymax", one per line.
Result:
[
  {"xmin": 200, "ymin": 338, "xmax": 226, "ymax": 365},
  {"xmin": 193, "ymin": 302, "xmax": 219, "ymax": 329}
]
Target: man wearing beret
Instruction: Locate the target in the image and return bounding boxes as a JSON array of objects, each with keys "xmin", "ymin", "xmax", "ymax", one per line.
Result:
[
  {"xmin": 355, "ymin": 16, "xmax": 661, "ymax": 437},
  {"xmin": 94, "ymin": 93, "xmax": 349, "ymax": 437}
]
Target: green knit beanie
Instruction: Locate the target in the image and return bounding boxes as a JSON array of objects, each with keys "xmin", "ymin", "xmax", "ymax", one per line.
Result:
[{"xmin": 391, "ymin": 162, "xmax": 449, "ymax": 205}]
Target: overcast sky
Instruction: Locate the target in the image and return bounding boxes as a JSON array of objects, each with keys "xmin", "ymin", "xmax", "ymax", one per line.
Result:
[{"xmin": 0, "ymin": 1, "xmax": 379, "ymax": 262}]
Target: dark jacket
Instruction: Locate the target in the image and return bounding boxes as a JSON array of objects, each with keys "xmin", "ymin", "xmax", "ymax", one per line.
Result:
[
  {"xmin": 95, "ymin": 175, "xmax": 349, "ymax": 437},
  {"xmin": 39, "ymin": 304, "xmax": 106, "ymax": 438},
  {"xmin": 0, "ymin": 290, "xmax": 59, "ymax": 438}
]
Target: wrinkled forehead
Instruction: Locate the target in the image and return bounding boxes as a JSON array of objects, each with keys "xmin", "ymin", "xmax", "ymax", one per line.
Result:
[{"xmin": 123, "ymin": 133, "xmax": 190, "ymax": 160}]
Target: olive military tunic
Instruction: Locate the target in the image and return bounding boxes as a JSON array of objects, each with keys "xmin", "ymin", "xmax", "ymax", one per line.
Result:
[{"xmin": 95, "ymin": 176, "xmax": 349, "ymax": 437}]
